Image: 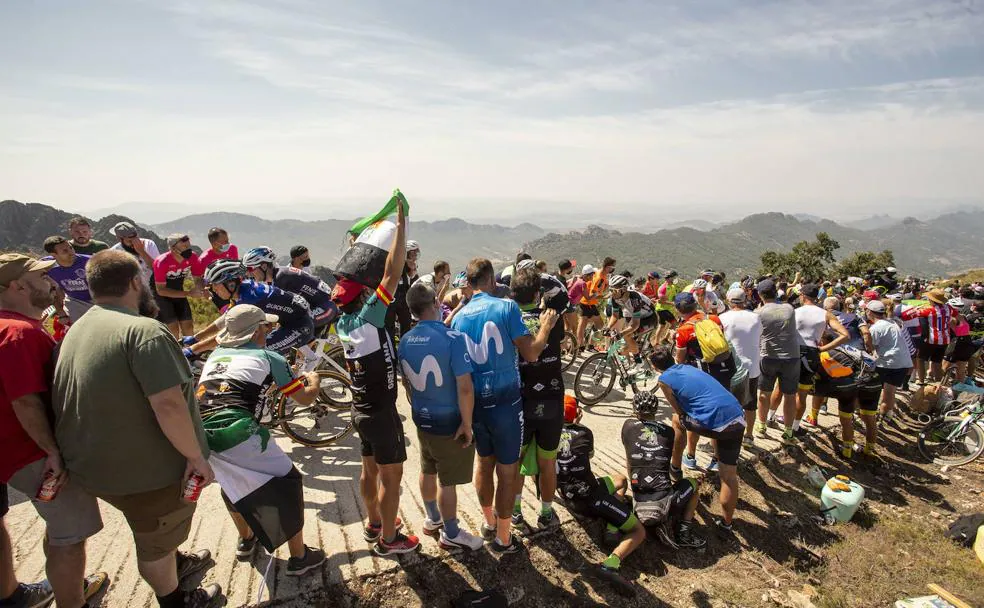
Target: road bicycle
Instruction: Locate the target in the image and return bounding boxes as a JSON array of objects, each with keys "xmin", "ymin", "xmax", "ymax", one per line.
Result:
[
  {"xmin": 917, "ymin": 399, "xmax": 984, "ymax": 467},
  {"xmin": 572, "ymin": 329, "xmax": 657, "ymax": 405}
]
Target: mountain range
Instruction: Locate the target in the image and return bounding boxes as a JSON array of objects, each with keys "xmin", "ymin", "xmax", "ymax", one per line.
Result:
[{"xmin": 3, "ymin": 199, "xmax": 984, "ymax": 280}]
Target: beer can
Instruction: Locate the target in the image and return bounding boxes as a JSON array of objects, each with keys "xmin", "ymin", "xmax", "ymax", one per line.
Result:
[
  {"xmin": 36, "ymin": 471, "xmax": 59, "ymax": 502},
  {"xmin": 182, "ymin": 473, "xmax": 206, "ymax": 502}
]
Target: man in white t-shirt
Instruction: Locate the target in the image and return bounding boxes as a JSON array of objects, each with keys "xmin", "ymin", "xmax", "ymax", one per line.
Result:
[
  {"xmin": 416, "ymin": 260, "xmax": 451, "ymax": 304},
  {"xmin": 108, "ymin": 221, "xmax": 160, "ymax": 285},
  {"xmin": 720, "ymin": 288, "xmax": 763, "ymax": 446},
  {"xmin": 794, "ymin": 284, "xmax": 848, "ymax": 434}
]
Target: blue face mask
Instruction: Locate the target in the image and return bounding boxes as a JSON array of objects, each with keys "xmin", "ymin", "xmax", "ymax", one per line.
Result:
[{"xmin": 218, "ymin": 243, "xmax": 231, "ymax": 253}]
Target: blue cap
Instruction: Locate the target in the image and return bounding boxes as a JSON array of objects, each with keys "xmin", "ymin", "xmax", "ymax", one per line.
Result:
[{"xmin": 674, "ymin": 292, "xmax": 696, "ymax": 308}]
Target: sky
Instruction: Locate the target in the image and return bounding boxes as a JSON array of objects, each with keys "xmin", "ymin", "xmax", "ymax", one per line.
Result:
[{"xmin": 2, "ymin": 0, "xmax": 984, "ymax": 222}]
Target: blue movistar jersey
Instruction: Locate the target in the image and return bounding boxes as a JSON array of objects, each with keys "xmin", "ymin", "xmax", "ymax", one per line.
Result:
[
  {"xmin": 398, "ymin": 320, "xmax": 473, "ymax": 436},
  {"xmin": 450, "ymin": 292, "xmax": 529, "ymax": 413},
  {"xmin": 272, "ymin": 266, "xmax": 337, "ymax": 327},
  {"xmin": 236, "ymin": 279, "xmax": 313, "ymax": 328}
]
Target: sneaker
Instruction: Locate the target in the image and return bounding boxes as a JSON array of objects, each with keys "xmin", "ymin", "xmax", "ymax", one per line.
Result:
[
  {"xmin": 536, "ymin": 509, "xmax": 560, "ymax": 530},
  {"xmin": 675, "ymin": 525, "xmax": 707, "ymax": 550},
  {"xmin": 83, "ymin": 572, "xmax": 109, "ymax": 603},
  {"xmin": 439, "ymin": 528, "xmax": 485, "ymax": 551},
  {"xmin": 742, "ymin": 435, "xmax": 755, "ymax": 447},
  {"xmin": 802, "ymin": 414, "xmax": 819, "ymax": 428},
  {"xmin": 793, "ymin": 427, "xmax": 809, "ymax": 439},
  {"xmin": 176, "ymin": 549, "xmax": 212, "ymax": 585},
  {"xmin": 714, "ymin": 517, "xmax": 734, "ymax": 533},
  {"xmin": 706, "ymin": 458, "xmax": 719, "ymax": 473},
  {"xmin": 422, "ymin": 517, "xmax": 444, "ymax": 538},
  {"xmin": 183, "ymin": 584, "xmax": 223, "ymax": 608},
  {"xmin": 754, "ymin": 421, "xmax": 769, "ymax": 438},
  {"xmin": 780, "ymin": 430, "xmax": 799, "ymax": 446},
  {"xmin": 236, "ymin": 536, "xmax": 258, "ymax": 561},
  {"xmin": 286, "ymin": 546, "xmax": 326, "ymax": 576},
  {"xmin": 681, "ymin": 453, "xmax": 698, "ymax": 470},
  {"xmin": 373, "ymin": 532, "xmax": 421, "ymax": 556},
  {"xmin": 591, "ymin": 564, "xmax": 636, "ymax": 598},
  {"xmin": 669, "ymin": 465, "xmax": 683, "ymax": 482},
  {"xmin": 653, "ymin": 522, "xmax": 679, "ymax": 549},
  {"xmin": 5, "ymin": 581, "xmax": 53, "ymax": 608},
  {"xmin": 480, "ymin": 522, "xmax": 497, "ymax": 542},
  {"xmin": 489, "ymin": 534, "xmax": 523, "ymax": 555},
  {"xmin": 363, "ymin": 518, "xmax": 404, "ymax": 543},
  {"xmin": 511, "ymin": 512, "xmax": 534, "ymax": 536}
]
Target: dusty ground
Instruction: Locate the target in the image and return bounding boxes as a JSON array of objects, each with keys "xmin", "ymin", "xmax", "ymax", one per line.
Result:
[{"xmin": 8, "ymin": 368, "xmax": 984, "ymax": 608}]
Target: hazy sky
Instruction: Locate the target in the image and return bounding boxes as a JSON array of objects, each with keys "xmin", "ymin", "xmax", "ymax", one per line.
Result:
[{"xmin": 2, "ymin": 0, "xmax": 984, "ymax": 220}]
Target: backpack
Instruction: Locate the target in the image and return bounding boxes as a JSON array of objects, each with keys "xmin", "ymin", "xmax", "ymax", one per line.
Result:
[
  {"xmin": 634, "ymin": 493, "xmax": 676, "ymax": 527},
  {"xmin": 692, "ymin": 317, "xmax": 730, "ymax": 362},
  {"xmin": 453, "ymin": 590, "xmax": 509, "ymax": 608},
  {"xmin": 945, "ymin": 513, "xmax": 984, "ymax": 548}
]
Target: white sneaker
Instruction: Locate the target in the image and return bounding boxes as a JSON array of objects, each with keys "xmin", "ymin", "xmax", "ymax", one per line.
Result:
[
  {"xmin": 439, "ymin": 528, "xmax": 485, "ymax": 551},
  {"xmin": 422, "ymin": 517, "xmax": 443, "ymax": 538}
]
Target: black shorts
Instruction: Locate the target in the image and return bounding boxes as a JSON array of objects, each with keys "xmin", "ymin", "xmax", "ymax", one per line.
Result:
[
  {"xmin": 681, "ymin": 417, "xmax": 744, "ymax": 466},
  {"xmin": 638, "ymin": 314, "xmax": 658, "ymax": 331},
  {"xmin": 945, "ymin": 337, "xmax": 977, "ymax": 363},
  {"xmin": 155, "ymin": 295, "xmax": 193, "ymax": 324},
  {"xmin": 522, "ymin": 397, "xmax": 564, "ymax": 454},
  {"xmin": 799, "ymin": 346, "xmax": 821, "ymax": 391},
  {"xmin": 634, "ymin": 478, "xmax": 696, "ymax": 527},
  {"xmin": 579, "ymin": 304, "xmax": 600, "ymax": 318},
  {"xmin": 919, "ymin": 342, "xmax": 948, "ymax": 363},
  {"xmin": 266, "ymin": 319, "xmax": 315, "ymax": 355},
  {"xmin": 876, "ymin": 367, "xmax": 909, "ymax": 388},
  {"xmin": 739, "ymin": 376, "xmax": 759, "ymax": 411},
  {"xmin": 569, "ymin": 477, "xmax": 637, "ymax": 533},
  {"xmin": 699, "ymin": 354, "xmax": 736, "ymax": 389},
  {"xmin": 656, "ymin": 309, "xmax": 676, "ymax": 325},
  {"xmin": 1, "ymin": 483, "xmax": 8, "ymax": 517},
  {"xmin": 858, "ymin": 384, "xmax": 882, "ymax": 412},
  {"xmin": 353, "ymin": 405, "xmax": 407, "ymax": 465}
]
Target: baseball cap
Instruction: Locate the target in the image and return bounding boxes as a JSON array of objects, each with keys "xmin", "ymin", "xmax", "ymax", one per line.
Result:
[
  {"xmin": 332, "ymin": 277, "xmax": 365, "ymax": 306},
  {"xmin": 166, "ymin": 233, "xmax": 190, "ymax": 248},
  {"xmin": 216, "ymin": 305, "xmax": 279, "ymax": 347},
  {"xmin": 563, "ymin": 395, "xmax": 580, "ymax": 423},
  {"xmin": 801, "ymin": 283, "xmax": 820, "ymax": 300},
  {"xmin": 581, "ymin": 264, "xmax": 596, "ymax": 276},
  {"xmin": 648, "ymin": 271, "xmax": 660, "ymax": 279},
  {"xmin": 112, "ymin": 221, "xmax": 138, "ymax": 238},
  {"xmin": 862, "ymin": 289, "xmax": 880, "ymax": 301},
  {"xmin": 866, "ymin": 300, "xmax": 886, "ymax": 313},
  {"xmin": 757, "ymin": 278, "xmax": 777, "ymax": 294},
  {"xmin": 726, "ymin": 287, "xmax": 746, "ymax": 302},
  {"xmin": 674, "ymin": 292, "xmax": 696, "ymax": 308},
  {"xmin": 0, "ymin": 254, "xmax": 56, "ymax": 291}
]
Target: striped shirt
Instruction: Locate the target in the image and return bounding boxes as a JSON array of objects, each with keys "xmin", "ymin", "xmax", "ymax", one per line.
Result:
[{"xmin": 901, "ymin": 303, "xmax": 952, "ymax": 345}]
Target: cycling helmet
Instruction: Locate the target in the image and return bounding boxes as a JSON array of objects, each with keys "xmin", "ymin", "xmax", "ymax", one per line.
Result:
[
  {"xmin": 632, "ymin": 390, "xmax": 660, "ymax": 416},
  {"xmin": 203, "ymin": 259, "xmax": 246, "ymax": 285},
  {"xmin": 609, "ymin": 274, "xmax": 629, "ymax": 290},
  {"xmin": 948, "ymin": 298, "xmax": 966, "ymax": 309},
  {"xmin": 406, "ymin": 240, "xmax": 420, "ymax": 252},
  {"xmin": 242, "ymin": 246, "xmax": 276, "ymax": 268},
  {"xmin": 692, "ymin": 278, "xmax": 708, "ymax": 289},
  {"xmin": 517, "ymin": 259, "xmax": 536, "ymax": 271},
  {"xmin": 451, "ymin": 270, "xmax": 468, "ymax": 289}
]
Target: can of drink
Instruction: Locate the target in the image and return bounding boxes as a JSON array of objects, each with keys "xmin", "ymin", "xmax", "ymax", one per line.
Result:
[
  {"xmin": 182, "ymin": 473, "xmax": 206, "ymax": 502},
  {"xmin": 36, "ymin": 471, "xmax": 59, "ymax": 502}
]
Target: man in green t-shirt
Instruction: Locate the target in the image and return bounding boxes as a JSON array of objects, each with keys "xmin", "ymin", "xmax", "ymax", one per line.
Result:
[
  {"xmin": 67, "ymin": 217, "xmax": 109, "ymax": 255},
  {"xmin": 52, "ymin": 250, "xmax": 223, "ymax": 608}
]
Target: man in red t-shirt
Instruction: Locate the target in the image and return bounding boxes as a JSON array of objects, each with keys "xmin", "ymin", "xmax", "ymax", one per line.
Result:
[{"xmin": 0, "ymin": 253, "xmax": 106, "ymax": 608}]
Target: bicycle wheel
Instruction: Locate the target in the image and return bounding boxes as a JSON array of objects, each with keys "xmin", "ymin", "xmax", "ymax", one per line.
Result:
[
  {"xmin": 277, "ymin": 370, "xmax": 355, "ymax": 447},
  {"xmin": 917, "ymin": 416, "xmax": 984, "ymax": 467},
  {"xmin": 560, "ymin": 331, "xmax": 578, "ymax": 372},
  {"xmin": 574, "ymin": 352, "xmax": 617, "ymax": 405}
]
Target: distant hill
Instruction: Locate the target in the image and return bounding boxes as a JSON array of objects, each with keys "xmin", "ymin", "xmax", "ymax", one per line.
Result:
[
  {"xmin": 0, "ymin": 200, "xmax": 164, "ymax": 255},
  {"xmin": 152, "ymin": 213, "xmax": 546, "ymax": 273},
  {"xmin": 524, "ymin": 211, "xmax": 984, "ymax": 279}
]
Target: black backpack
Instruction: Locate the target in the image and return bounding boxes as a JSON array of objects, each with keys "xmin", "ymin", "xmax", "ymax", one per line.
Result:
[
  {"xmin": 453, "ymin": 590, "xmax": 509, "ymax": 608},
  {"xmin": 945, "ymin": 513, "xmax": 984, "ymax": 548}
]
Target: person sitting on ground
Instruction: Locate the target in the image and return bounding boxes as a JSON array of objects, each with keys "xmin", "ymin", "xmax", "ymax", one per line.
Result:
[
  {"xmin": 622, "ymin": 391, "xmax": 706, "ymax": 550},
  {"xmin": 397, "ymin": 282, "xmax": 485, "ymax": 552},
  {"xmin": 556, "ymin": 397, "xmax": 645, "ymax": 597},
  {"xmin": 650, "ymin": 344, "xmax": 745, "ymax": 532},
  {"xmin": 195, "ymin": 305, "xmax": 326, "ymax": 574},
  {"xmin": 41, "ymin": 235, "xmax": 94, "ymax": 323}
]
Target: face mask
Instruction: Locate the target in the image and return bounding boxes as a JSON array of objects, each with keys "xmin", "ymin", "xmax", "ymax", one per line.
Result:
[
  {"xmin": 218, "ymin": 244, "xmax": 231, "ymax": 253},
  {"xmin": 301, "ymin": 259, "xmax": 311, "ymax": 268},
  {"xmin": 180, "ymin": 249, "xmax": 194, "ymax": 260}
]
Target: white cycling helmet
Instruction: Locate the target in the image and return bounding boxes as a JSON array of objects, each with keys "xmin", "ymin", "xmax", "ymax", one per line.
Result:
[
  {"xmin": 517, "ymin": 259, "xmax": 536, "ymax": 271},
  {"xmin": 609, "ymin": 275, "xmax": 629, "ymax": 290},
  {"xmin": 406, "ymin": 240, "xmax": 420, "ymax": 252},
  {"xmin": 948, "ymin": 298, "xmax": 966, "ymax": 309},
  {"xmin": 203, "ymin": 259, "xmax": 246, "ymax": 285},
  {"xmin": 692, "ymin": 278, "xmax": 708, "ymax": 289},
  {"xmin": 242, "ymin": 246, "xmax": 277, "ymax": 268}
]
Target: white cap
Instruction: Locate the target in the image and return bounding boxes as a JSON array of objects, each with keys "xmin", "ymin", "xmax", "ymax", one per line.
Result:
[
  {"xmin": 581, "ymin": 264, "xmax": 596, "ymax": 276},
  {"xmin": 216, "ymin": 305, "xmax": 279, "ymax": 347},
  {"xmin": 866, "ymin": 300, "xmax": 886, "ymax": 313}
]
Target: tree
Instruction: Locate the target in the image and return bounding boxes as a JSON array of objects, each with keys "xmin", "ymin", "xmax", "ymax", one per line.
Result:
[
  {"xmin": 759, "ymin": 232, "xmax": 840, "ymax": 281},
  {"xmin": 832, "ymin": 250, "xmax": 895, "ymax": 279}
]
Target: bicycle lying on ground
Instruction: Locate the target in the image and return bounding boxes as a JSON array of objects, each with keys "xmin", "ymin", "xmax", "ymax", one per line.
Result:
[{"xmin": 917, "ymin": 398, "xmax": 984, "ymax": 467}]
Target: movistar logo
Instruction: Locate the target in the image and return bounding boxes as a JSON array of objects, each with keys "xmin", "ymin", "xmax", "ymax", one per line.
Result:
[
  {"xmin": 401, "ymin": 355, "xmax": 444, "ymax": 392},
  {"xmin": 461, "ymin": 321, "xmax": 504, "ymax": 364}
]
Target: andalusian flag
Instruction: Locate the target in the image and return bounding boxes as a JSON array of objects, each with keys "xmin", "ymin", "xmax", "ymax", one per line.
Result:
[{"xmin": 334, "ymin": 189, "xmax": 410, "ymax": 288}]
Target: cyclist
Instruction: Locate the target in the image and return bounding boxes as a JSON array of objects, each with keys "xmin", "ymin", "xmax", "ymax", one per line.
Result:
[
  {"xmin": 152, "ymin": 234, "xmax": 205, "ymax": 339},
  {"xmin": 557, "ymin": 397, "xmax": 644, "ymax": 597},
  {"xmin": 195, "ymin": 305, "xmax": 326, "ymax": 574},
  {"xmin": 654, "ymin": 270, "xmax": 680, "ymax": 345},
  {"xmin": 689, "ymin": 278, "xmax": 724, "ymax": 315},
  {"xmin": 622, "ymin": 391, "xmax": 706, "ymax": 550},
  {"xmin": 606, "ymin": 274, "xmax": 657, "ymax": 374},
  {"xmin": 242, "ymin": 247, "xmax": 338, "ymax": 331},
  {"xmin": 185, "ymin": 260, "xmax": 315, "ymax": 357}
]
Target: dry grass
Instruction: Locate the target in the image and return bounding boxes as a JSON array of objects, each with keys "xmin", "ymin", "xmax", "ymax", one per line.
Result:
[{"xmin": 946, "ymin": 268, "xmax": 984, "ymax": 285}]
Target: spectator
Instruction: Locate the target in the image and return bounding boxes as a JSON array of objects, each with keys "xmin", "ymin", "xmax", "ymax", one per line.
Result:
[
  {"xmin": 384, "ymin": 240, "xmax": 418, "ymax": 344},
  {"xmin": 654, "ymin": 270, "xmax": 680, "ymax": 345},
  {"xmin": 794, "ymin": 284, "xmax": 848, "ymax": 434},
  {"xmin": 755, "ymin": 279, "xmax": 800, "ymax": 445},
  {"xmin": 289, "ymin": 246, "xmax": 311, "ymax": 272},
  {"xmin": 451, "ymin": 258, "xmax": 557, "ymax": 554},
  {"xmin": 417, "ymin": 260, "xmax": 452, "ymax": 303},
  {"xmin": 499, "ymin": 252, "xmax": 532, "ymax": 287},
  {"xmin": 650, "ymin": 345, "xmax": 745, "ymax": 531},
  {"xmin": 197, "ymin": 228, "xmax": 238, "ymax": 270},
  {"xmin": 900, "ymin": 289, "xmax": 953, "ymax": 383},
  {"xmin": 110, "ymin": 221, "xmax": 160, "ymax": 286},
  {"xmin": 555, "ymin": 259, "xmax": 574, "ymax": 286},
  {"xmin": 398, "ymin": 282, "xmax": 484, "ymax": 551},
  {"xmin": 673, "ymin": 292, "xmax": 736, "ymax": 388},
  {"xmin": 866, "ymin": 300, "xmax": 913, "ymax": 424},
  {"xmin": 67, "ymin": 217, "xmax": 109, "ymax": 255},
  {"xmin": 0, "ymin": 253, "xmax": 108, "ymax": 608},
  {"xmin": 720, "ymin": 287, "xmax": 763, "ymax": 446},
  {"xmin": 642, "ymin": 272, "xmax": 660, "ymax": 300},
  {"xmin": 153, "ymin": 234, "xmax": 205, "ymax": 339},
  {"xmin": 565, "ymin": 265, "xmax": 592, "ymax": 335},
  {"xmin": 332, "ymin": 202, "xmax": 420, "ymax": 555},
  {"xmin": 196, "ymin": 305, "xmax": 326, "ymax": 573},
  {"xmin": 51, "ymin": 250, "xmax": 221, "ymax": 608},
  {"xmin": 41, "ymin": 236, "xmax": 93, "ymax": 323}
]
